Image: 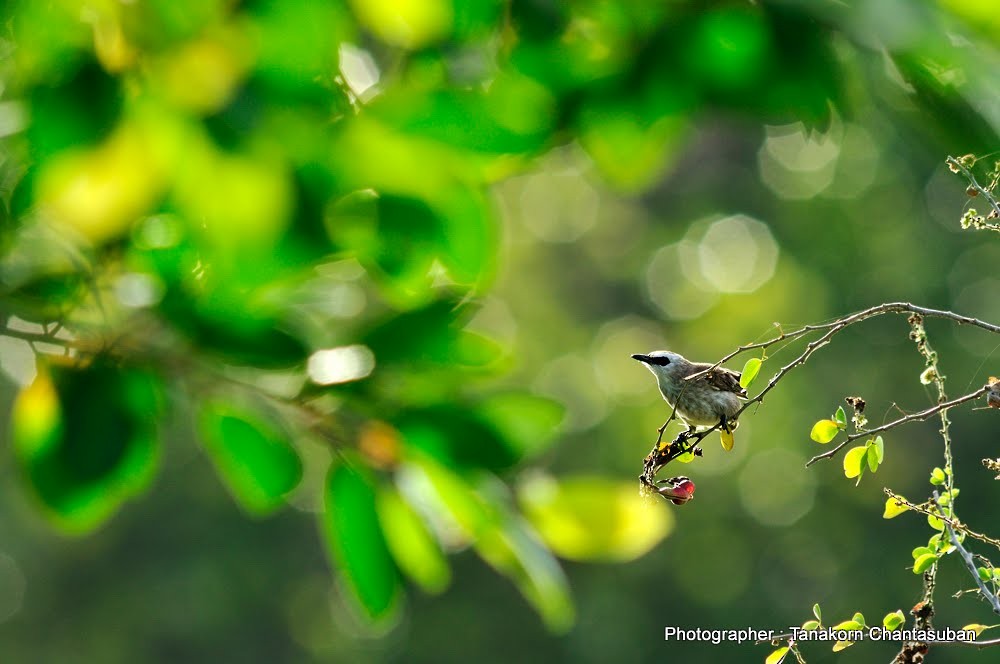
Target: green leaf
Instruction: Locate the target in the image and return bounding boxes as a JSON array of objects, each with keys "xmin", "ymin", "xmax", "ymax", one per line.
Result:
[
  {"xmin": 912, "ymin": 546, "xmax": 933, "ymax": 560},
  {"xmin": 883, "ymin": 610, "xmax": 905, "ymax": 631},
  {"xmin": 834, "ymin": 405, "xmax": 847, "ymax": 426},
  {"xmin": 810, "ymin": 419, "xmax": 841, "ymax": 443},
  {"xmin": 884, "ymin": 497, "xmax": 909, "ymax": 519},
  {"xmin": 832, "ymin": 620, "xmax": 862, "ymax": 631},
  {"xmin": 913, "ymin": 552, "xmax": 938, "ymax": 574},
  {"xmin": 813, "ymin": 603, "xmax": 822, "ymax": 622},
  {"xmin": 866, "ymin": 443, "xmax": 879, "ymax": 473},
  {"xmin": 518, "ymin": 474, "xmax": 674, "ymax": 562},
  {"xmin": 740, "ymin": 357, "xmax": 762, "ymax": 390},
  {"xmin": 801, "ymin": 620, "xmax": 820, "ymax": 630},
  {"xmin": 978, "ymin": 567, "xmax": 993, "ymax": 582},
  {"xmin": 930, "ymin": 467, "xmax": 946, "ymax": 485},
  {"xmin": 871, "ymin": 435, "xmax": 884, "ymax": 463},
  {"xmin": 11, "ymin": 362, "xmax": 161, "ymax": 534},
  {"xmin": 376, "ymin": 485, "xmax": 451, "ymax": 595},
  {"xmin": 852, "ymin": 612, "xmax": 866, "ymax": 627},
  {"xmin": 843, "ymin": 446, "xmax": 867, "ymax": 480},
  {"xmin": 765, "ymin": 646, "xmax": 789, "ymax": 664},
  {"xmin": 198, "ymin": 403, "xmax": 302, "ymax": 516},
  {"xmin": 477, "ymin": 392, "xmax": 564, "ymax": 461},
  {"xmin": 927, "ymin": 512, "xmax": 945, "ymax": 531},
  {"xmin": 322, "ymin": 461, "xmax": 402, "ymax": 623},
  {"xmin": 405, "ymin": 455, "xmax": 574, "ymax": 631},
  {"xmin": 832, "ymin": 640, "xmax": 854, "ymax": 652}
]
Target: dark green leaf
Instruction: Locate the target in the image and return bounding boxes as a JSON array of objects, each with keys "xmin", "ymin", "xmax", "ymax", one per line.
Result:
[{"xmin": 11, "ymin": 362, "xmax": 161, "ymax": 534}]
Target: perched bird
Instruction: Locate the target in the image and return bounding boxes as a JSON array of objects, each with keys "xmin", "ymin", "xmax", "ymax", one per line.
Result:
[{"xmin": 632, "ymin": 350, "xmax": 747, "ymax": 450}]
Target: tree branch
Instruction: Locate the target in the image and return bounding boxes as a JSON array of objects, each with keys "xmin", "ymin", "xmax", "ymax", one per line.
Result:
[
  {"xmin": 938, "ymin": 490, "xmax": 1000, "ymax": 616},
  {"xmin": 806, "ymin": 386, "xmax": 989, "ymax": 466}
]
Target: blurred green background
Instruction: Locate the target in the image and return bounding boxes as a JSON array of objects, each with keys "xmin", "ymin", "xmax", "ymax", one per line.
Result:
[{"xmin": 1, "ymin": 0, "xmax": 1000, "ymax": 662}]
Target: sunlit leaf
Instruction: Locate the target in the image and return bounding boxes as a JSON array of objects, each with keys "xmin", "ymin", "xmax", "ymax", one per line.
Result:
[
  {"xmin": 930, "ymin": 467, "xmax": 946, "ymax": 485},
  {"xmin": 810, "ymin": 419, "xmax": 840, "ymax": 443},
  {"xmin": 813, "ymin": 603, "xmax": 822, "ymax": 622},
  {"xmin": 477, "ymin": 392, "xmax": 564, "ymax": 460},
  {"xmin": 843, "ymin": 446, "xmax": 866, "ymax": 480},
  {"xmin": 322, "ymin": 460, "xmax": 401, "ymax": 622},
  {"xmin": 376, "ymin": 485, "xmax": 450, "ymax": 594},
  {"xmin": 834, "ymin": 405, "xmax": 847, "ymax": 426},
  {"xmin": 765, "ymin": 646, "xmax": 788, "ymax": 664},
  {"xmin": 801, "ymin": 620, "xmax": 819, "ymax": 630},
  {"xmin": 913, "ymin": 552, "xmax": 938, "ymax": 574},
  {"xmin": 832, "ymin": 640, "xmax": 854, "ymax": 652},
  {"xmin": 884, "ymin": 497, "xmax": 909, "ymax": 519},
  {"xmin": 740, "ymin": 357, "xmax": 763, "ymax": 390},
  {"xmin": 404, "ymin": 455, "xmax": 573, "ymax": 630},
  {"xmin": 883, "ymin": 610, "xmax": 905, "ymax": 631},
  {"xmin": 198, "ymin": 402, "xmax": 302, "ymax": 515},
  {"xmin": 518, "ymin": 474, "xmax": 673, "ymax": 562}
]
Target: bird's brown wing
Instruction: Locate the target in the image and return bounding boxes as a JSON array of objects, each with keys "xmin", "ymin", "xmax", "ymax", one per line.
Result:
[{"xmin": 701, "ymin": 366, "xmax": 748, "ymax": 398}]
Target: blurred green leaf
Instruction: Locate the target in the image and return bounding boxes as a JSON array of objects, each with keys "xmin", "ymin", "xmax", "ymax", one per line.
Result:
[
  {"xmin": 405, "ymin": 455, "xmax": 573, "ymax": 630},
  {"xmin": 198, "ymin": 402, "xmax": 302, "ymax": 516},
  {"xmin": 801, "ymin": 620, "xmax": 819, "ymax": 630},
  {"xmin": 852, "ymin": 612, "xmax": 866, "ymax": 627},
  {"xmin": 362, "ymin": 298, "xmax": 501, "ymax": 370},
  {"xmin": 322, "ymin": 460, "xmax": 401, "ymax": 622},
  {"xmin": 11, "ymin": 362, "xmax": 161, "ymax": 534},
  {"xmin": 376, "ymin": 485, "xmax": 450, "ymax": 594},
  {"xmin": 517, "ymin": 474, "xmax": 673, "ymax": 562},
  {"xmin": 813, "ymin": 603, "xmax": 822, "ymax": 622},
  {"xmin": 477, "ymin": 392, "xmax": 564, "ymax": 460},
  {"xmin": 740, "ymin": 357, "xmax": 762, "ymax": 390}
]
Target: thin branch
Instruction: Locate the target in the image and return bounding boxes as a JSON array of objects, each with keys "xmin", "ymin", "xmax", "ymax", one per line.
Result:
[
  {"xmin": 937, "ymin": 490, "xmax": 1000, "ymax": 616},
  {"xmin": 806, "ymin": 386, "xmax": 989, "ymax": 466},
  {"xmin": 884, "ymin": 490, "xmax": 1000, "ymax": 553},
  {"xmin": 947, "ymin": 155, "xmax": 1000, "ymax": 220}
]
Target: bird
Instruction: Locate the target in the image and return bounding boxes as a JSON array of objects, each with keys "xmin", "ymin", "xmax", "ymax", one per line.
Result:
[{"xmin": 632, "ymin": 350, "xmax": 747, "ymax": 450}]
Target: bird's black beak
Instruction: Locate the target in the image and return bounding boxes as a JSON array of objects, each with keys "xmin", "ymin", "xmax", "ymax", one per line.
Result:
[{"xmin": 631, "ymin": 354, "xmax": 650, "ymax": 364}]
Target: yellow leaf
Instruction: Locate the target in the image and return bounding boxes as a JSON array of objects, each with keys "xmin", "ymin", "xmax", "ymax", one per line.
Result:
[
  {"xmin": 832, "ymin": 640, "xmax": 854, "ymax": 652},
  {"xmin": 765, "ymin": 646, "xmax": 789, "ymax": 664},
  {"xmin": 843, "ymin": 446, "xmax": 867, "ymax": 479},
  {"xmin": 810, "ymin": 419, "xmax": 841, "ymax": 443},
  {"xmin": 883, "ymin": 496, "xmax": 909, "ymax": 519},
  {"xmin": 720, "ymin": 428, "xmax": 735, "ymax": 451}
]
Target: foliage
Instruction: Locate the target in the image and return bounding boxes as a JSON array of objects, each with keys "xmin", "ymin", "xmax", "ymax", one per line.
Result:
[{"xmin": 1, "ymin": 1, "xmax": 1000, "ymax": 662}]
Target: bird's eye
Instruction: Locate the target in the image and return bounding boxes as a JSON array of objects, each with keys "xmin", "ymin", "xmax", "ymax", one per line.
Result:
[{"xmin": 652, "ymin": 356, "xmax": 670, "ymax": 366}]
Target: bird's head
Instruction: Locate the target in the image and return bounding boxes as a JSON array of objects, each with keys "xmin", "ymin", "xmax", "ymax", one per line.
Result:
[{"xmin": 630, "ymin": 350, "xmax": 688, "ymax": 379}]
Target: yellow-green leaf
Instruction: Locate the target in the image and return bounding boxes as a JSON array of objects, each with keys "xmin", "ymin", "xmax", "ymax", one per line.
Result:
[
  {"xmin": 962, "ymin": 623, "xmax": 998, "ymax": 636},
  {"xmin": 740, "ymin": 357, "xmax": 762, "ymax": 390},
  {"xmin": 913, "ymin": 552, "xmax": 938, "ymax": 574},
  {"xmin": 801, "ymin": 619, "xmax": 820, "ymax": 630},
  {"xmin": 765, "ymin": 646, "xmax": 789, "ymax": 664},
  {"xmin": 810, "ymin": 419, "xmax": 841, "ymax": 443},
  {"xmin": 518, "ymin": 474, "xmax": 673, "ymax": 562},
  {"xmin": 832, "ymin": 640, "xmax": 854, "ymax": 652},
  {"xmin": 884, "ymin": 496, "xmax": 909, "ymax": 519},
  {"xmin": 883, "ymin": 610, "xmax": 905, "ymax": 631},
  {"xmin": 376, "ymin": 485, "xmax": 451, "ymax": 594},
  {"xmin": 843, "ymin": 446, "xmax": 867, "ymax": 479},
  {"xmin": 832, "ymin": 620, "xmax": 863, "ymax": 631}
]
